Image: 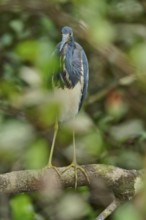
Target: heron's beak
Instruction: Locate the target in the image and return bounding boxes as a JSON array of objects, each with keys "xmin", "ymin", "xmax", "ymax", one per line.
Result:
[{"xmin": 60, "ymin": 33, "xmax": 69, "ymax": 51}]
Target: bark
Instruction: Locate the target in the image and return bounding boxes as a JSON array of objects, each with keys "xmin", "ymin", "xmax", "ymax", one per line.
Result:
[{"xmin": 0, "ymin": 164, "xmax": 143, "ymax": 201}]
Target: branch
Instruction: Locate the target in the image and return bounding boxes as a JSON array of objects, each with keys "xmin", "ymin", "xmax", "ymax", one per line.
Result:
[
  {"xmin": 87, "ymin": 75, "xmax": 136, "ymax": 105},
  {"xmin": 96, "ymin": 199, "xmax": 121, "ymax": 220},
  {"xmin": 0, "ymin": 164, "xmax": 143, "ymax": 200}
]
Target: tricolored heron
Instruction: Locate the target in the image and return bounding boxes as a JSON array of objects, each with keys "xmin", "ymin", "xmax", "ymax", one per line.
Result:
[{"xmin": 48, "ymin": 26, "xmax": 89, "ymax": 188}]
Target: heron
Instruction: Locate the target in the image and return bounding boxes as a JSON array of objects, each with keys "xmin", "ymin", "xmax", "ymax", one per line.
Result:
[{"xmin": 48, "ymin": 26, "xmax": 89, "ymax": 188}]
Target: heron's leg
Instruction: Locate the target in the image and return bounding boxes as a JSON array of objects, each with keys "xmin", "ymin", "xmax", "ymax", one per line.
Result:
[
  {"xmin": 48, "ymin": 119, "xmax": 58, "ymax": 166},
  {"xmin": 63, "ymin": 130, "xmax": 90, "ymax": 188},
  {"xmin": 72, "ymin": 130, "xmax": 77, "ymax": 164},
  {"xmin": 47, "ymin": 120, "xmax": 60, "ymax": 176}
]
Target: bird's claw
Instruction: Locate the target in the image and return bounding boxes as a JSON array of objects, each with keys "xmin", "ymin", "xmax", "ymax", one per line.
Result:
[
  {"xmin": 62, "ymin": 163, "xmax": 90, "ymax": 189},
  {"xmin": 45, "ymin": 164, "xmax": 61, "ymax": 178}
]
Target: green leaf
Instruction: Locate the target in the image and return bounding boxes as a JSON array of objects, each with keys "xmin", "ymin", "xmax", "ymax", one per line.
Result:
[
  {"xmin": 10, "ymin": 20, "xmax": 24, "ymax": 35},
  {"xmin": 25, "ymin": 139, "xmax": 48, "ymax": 169},
  {"xmin": 1, "ymin": 33, "xmax": 13, "ymax": 46},
  {"xmin": 15, "ymin": 40, "xmax": 38, "ymax": 62},
  {"xmin": 10, "ymin": 194, "xmax": 35, "ymax": 220},
  {"xmin": 113, "ymin": 203, "xmax": 140, "ymax": 220}
]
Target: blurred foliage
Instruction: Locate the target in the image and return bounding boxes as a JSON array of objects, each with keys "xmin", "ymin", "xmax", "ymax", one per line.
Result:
[
  {"xmin": 10, "ymin": 195, "xmax": 35, "ymax": 220},
  {"xmin": 1, "ymin": 0, "xmax": 146, "ymax": 219},
  {"xmin": 113, "ymin": 202, "xmax": 141, "ymax": 220}
]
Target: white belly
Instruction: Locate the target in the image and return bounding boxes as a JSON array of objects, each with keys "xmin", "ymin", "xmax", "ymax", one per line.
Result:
[{"xmin": 53, "ymin": 82, "xmax": 82, "ymax": 122}]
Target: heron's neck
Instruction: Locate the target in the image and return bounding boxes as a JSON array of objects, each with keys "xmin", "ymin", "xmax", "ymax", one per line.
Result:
[
  {"xmin": 63, "ymin": 41, "xmax": 74, "ymax": 70},
  {"xmin": 60, "ymin": 40, "xmax": 79, "ymax": 88},
  {"xmin": 64, "ymin": 42, "xmax": 80, "ymax": 87}
]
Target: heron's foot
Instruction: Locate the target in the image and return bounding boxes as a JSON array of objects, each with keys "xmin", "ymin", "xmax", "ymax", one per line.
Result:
[
  {"xmin": 63, "ymin": 162, "xmax": 90, "ymax": 189},
  {"xmin": 45, "ymin": 163, "xmax": 61, "ymax": 178}
]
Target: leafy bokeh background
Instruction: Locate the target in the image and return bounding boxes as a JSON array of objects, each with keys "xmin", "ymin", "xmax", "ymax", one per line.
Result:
[{"xmin": 1, "ymin": 0, "xmax": 146, "ymax": 219}]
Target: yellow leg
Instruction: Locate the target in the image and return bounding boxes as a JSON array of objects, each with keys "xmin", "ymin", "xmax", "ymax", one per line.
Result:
[
  {"xmin": 48, "ymin": 119, "xmax": 58, "ymax": 167},
  {"xmin": 63, "ymin": 131, "xmax": 90, "ymax": 188},
  {"xmin": 47, "ymin": 120, "xmax": 60, "ymax": 176}
]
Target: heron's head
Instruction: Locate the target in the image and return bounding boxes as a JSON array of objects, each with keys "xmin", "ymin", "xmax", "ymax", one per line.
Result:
[{"xmin": 60, "ymin": 26, "xmax": 74, "ymax": 51}]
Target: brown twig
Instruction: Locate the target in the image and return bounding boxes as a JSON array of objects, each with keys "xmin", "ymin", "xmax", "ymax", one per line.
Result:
[
  {"xmin": 87, "ymin": 75, "xmax": 136, "ymax": 105},
  {"xmin": 96, "ymin": 199, "xmax": 121, "ymax": 220}
]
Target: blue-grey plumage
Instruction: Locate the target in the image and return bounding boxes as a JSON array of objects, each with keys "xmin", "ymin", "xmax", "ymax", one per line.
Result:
[
  {"xmin": 48, "ymin": 27, "xmax": 90, "ymax": 187},
  {"xmin": 52, "ymin": 26, "xmax": 89, "ymax": 122}
]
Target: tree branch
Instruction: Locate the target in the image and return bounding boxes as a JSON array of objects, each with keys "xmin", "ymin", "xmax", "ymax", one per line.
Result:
[
  {"xmin": 0, "ymin": 164, "xmax": 143, "ymax": 200},
  {"xmin": 96, "ymin": 199, "xmax": 121, "ymax": 220}
]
